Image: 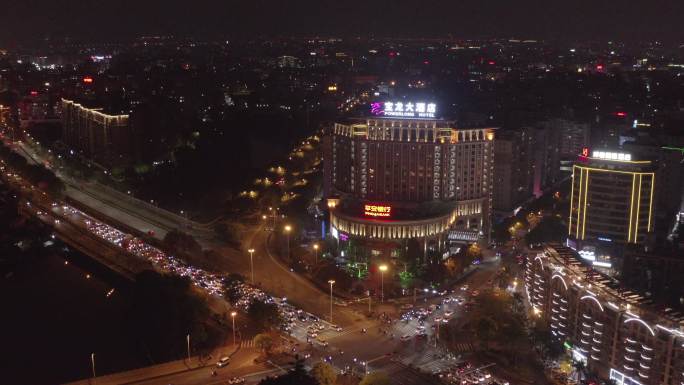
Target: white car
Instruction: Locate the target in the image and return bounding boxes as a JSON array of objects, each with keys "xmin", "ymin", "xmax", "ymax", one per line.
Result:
[{"xmin": 216, "ymin": 356, "xmax": 230, "ymax": 367}]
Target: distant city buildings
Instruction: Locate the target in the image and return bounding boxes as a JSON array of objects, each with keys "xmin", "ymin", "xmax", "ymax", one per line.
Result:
[
  {"xmin": 18, "ymin": 92, "xmax": 59, "ymax": 129},
  {"xmin": 492, "ymin": 120, "xmax": 589, "ymax": 215}
]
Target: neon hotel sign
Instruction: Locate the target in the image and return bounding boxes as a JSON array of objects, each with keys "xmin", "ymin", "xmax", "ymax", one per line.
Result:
[
  {"xmin": 364, "ymin": 204, "xmax": 392, "ymax": 218},
  {"xmin": 370, "ymin": 101, "xmax": 436, "ymax": 118}
]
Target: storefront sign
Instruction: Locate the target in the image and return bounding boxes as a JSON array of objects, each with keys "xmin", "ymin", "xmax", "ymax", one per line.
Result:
[
  {"xmin": 364, "ymin": 204, "xmax": 392, "ymax": 218},
  {"xmin": 370, "ymin": 101, "xmax": 436, "ymax": 118}
]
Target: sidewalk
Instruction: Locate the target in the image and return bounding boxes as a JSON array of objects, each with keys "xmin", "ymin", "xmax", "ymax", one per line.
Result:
[{"xmin": 65, "ymin": 344, "xmax": 243, "ymax": 385}]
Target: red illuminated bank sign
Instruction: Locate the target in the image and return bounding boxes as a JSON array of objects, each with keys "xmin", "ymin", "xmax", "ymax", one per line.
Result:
[{"xmin": 364, "ymin": 204, "xmax": 391, "ymax": 218}]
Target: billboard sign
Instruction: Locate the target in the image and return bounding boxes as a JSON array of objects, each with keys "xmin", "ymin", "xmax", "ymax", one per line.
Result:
[
  {"xmin": 370, "ymin": 101, "xmax": 436, "ymax": 119},
  {"xmin": 364, "ymin": 204, "xmax": 392, "ymax": 218}
]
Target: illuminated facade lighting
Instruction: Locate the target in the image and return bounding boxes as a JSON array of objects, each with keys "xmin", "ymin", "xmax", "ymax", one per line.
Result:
[
  {"xmin": 527, "ymin": 245, "xmax": 684, "ymax": 385},
  {"xmin": 370, "ymin": 101, "xmax": 437, "ymax": 118},
  {"xmin": 363, "ymin": 204, "xmax": 391, "ymax": 218},
  {"xmin": 569, "ymin": 152, "xmax": 655, "ymax": 245}
]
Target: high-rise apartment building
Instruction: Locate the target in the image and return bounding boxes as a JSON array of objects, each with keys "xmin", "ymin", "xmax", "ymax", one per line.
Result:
[
  {"xmin": 61, "ymin": 99, "xmax": 133, "ymax": 167},
  {"xmin": 525, "ymin": 244, "xmax": 684, "ymax": 385},
  {"xmin": 493, "ymin": 127, "xmax": 536, "ymax": 213},
  {"xmin": 538, "ymin": 119, "xmax": 591, "ymax": 186}
]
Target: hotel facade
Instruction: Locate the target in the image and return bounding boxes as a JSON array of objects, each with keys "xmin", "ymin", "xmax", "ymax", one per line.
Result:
[{"xmin": 323, "ymin": 100, "xmax": 494, "ymax": 260}]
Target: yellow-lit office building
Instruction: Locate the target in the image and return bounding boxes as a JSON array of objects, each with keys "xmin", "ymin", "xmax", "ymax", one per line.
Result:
[{"xmin": 568, "ymin": 150, "xmax": 656, "ymax": 250}]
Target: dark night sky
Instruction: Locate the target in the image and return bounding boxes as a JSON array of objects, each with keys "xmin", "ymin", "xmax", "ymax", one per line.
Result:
[{"xmin": 2, "ymin": 0, "xmax": 683, "ymax": 45}]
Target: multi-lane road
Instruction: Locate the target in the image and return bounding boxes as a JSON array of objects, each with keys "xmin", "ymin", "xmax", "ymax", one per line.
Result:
[
  {"xmin": 124, "ymin": 260, "xmax": 504, "ymax": 385},
  {"xmin": 4, "ymin": 137, "xmax": 517, "ymax": 385}
]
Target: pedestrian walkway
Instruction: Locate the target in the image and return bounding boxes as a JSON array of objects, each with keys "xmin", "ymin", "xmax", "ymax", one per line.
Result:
[
  {"xmin": 399, "ymin": 352, "xmax": 451, "ymax": 373},
  {"xmin": 65, "ymin": 344, "xmax": 242, "ymax": 385},
  {"xmin": 371, "ymin": 358, "xmax": 442, "ymax": 385}
]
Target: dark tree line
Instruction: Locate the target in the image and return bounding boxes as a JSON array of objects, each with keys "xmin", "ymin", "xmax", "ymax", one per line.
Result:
[{"xmin": 0, "ymin": 142, "xmax": 65, "ymax": 198}]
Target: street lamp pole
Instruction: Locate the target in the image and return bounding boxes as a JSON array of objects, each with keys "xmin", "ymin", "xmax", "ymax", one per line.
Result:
[
  {"xmin": 90, "ymin": 353, "xmax": 96, "ymax": 381},
  {"xmin": 379, "ymin": 264, "xmax": 388, "ymax": 303},
  {"xmin": 248, "ymin": 248, "xmax": 255, "ymax": 284},
  {"xmin": 231, "ymin": 311, "xmax": 237, "ymax": 346},
  {"xmin": 186, "ymin": 334, "xmax": 190, "ymax": 361},
  {"xmin": 313, "ymin": 243, "xmax": 319, "ymax": 265},
  {"xmin": 328, "ymin": 280, "xmax": 335, "ymax": 323},
  {"xmin": 284, "ymin": 225, "xmax": 292, "ymax": 258}
]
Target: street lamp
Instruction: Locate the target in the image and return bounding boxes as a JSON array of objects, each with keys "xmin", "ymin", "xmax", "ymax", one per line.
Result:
[
  {"xmin": 91, "ymin": 353, "xmax": 96, "ymax": 381},
  {"xmin": 231, "ymin": 311, "xmax": 237, "ymax": 346},
  {"xmin": 328, "ymin": 280, "xmax": 335, "ymax": 323},
  {"xmin": 379, "ymin": 264, "xmax": 388, "ymax": 303},
  {"xmin": 313, "ymin": 243, "xmax": 319, "ymax": 264},
  {"xmin": 284, "ymin": 225, "xmax": 292, "ymax": 258},
  {"xmin": 186, "ymin": 334, "xmax": 191, "ymax": 361},
  {"xmin": 248, "ymin": 248, "xmax": 255, "ymax": 284}
]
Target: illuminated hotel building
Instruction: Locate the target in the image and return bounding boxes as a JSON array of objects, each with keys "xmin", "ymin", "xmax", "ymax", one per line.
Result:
[
  {"xmin": 61, "ymin": 99, "xmax": 132, "ymax": 167},
  {"xmin": 568, "ymin": 149, "xmax": 656, "ymax": 250},
  {"xmin": 525, "ymin": 244, "xmax": 684, "ymax": 385},
  {"xmin": 323, "ymin": 101, "xmax": 494, "ymax": 259}
]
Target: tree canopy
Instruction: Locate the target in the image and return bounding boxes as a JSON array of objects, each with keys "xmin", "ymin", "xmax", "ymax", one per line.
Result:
[
  {"xmin": 311, "ymin": 362, "xmax": 336, "ymax": 385},
  {"xmin": 126, "ymin": 270, "xmax": 211, "ymax": 361},
  {"xmin": 258, "ymin": 358, "xmax": 317, "ymax": 385},
  {"xmin": 247, "ymin": 299, "xmax": 282, "ymax": 333},
  {"xmin": 359, "ymin": 371, "xmax": 391, "ymax": 385}
]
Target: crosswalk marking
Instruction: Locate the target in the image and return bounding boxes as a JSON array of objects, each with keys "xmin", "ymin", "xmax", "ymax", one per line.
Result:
[
  {"xmin": 241, "ymin": 338, "xmax": 255, "ymax": 348},
  {"xmin": 452, "ymin": 342, "xmax": 474, "ymax": 352}
]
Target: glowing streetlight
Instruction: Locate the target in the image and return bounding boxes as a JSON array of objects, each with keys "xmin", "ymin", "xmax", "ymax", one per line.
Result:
[
  {"xmin": 379, "ymin": 264, "xmax": 388, "ymax": 303},
  {"xmin": 248, "ymin": 248, "xmax": 255, "ymax": 284},
  {"xmin": 231, "ymin": 311, "xmax": 237, "ymax": 345},
  {"xmin": 284, "ymin": 225, "xmax": 292, "ymax": 258},
  {"xmin": 91, "ymin": 353, "xmax": 96, "ymax": 380},
  {"xmin": 313, "ymin": 243, "xmax": 319, "ymax": 264},
  {"xmin": 328, "ymin": 280, "xmax": 335, "ymax": 323},
  {"xmin": 186, "ymin": 334, "xmax": 191, "ymax": 360}
]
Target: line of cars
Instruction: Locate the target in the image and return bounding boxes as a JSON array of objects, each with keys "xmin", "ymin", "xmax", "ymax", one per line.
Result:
[
  {"xmin": 439, "ymin": 362, "xmax": 508, "ymax": 385},
  {"xmin": 61, "ymin": 205, "xmax": 225, "ymax": 296}
]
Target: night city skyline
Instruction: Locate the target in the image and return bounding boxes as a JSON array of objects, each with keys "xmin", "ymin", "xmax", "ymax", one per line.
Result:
[
  {"xmin": 2, "ymin": 1, "xmax": 684, "ymax": 45},
  {"xmin": 1, "ymin": 3, "xmax": 684, "ymax": 385}
]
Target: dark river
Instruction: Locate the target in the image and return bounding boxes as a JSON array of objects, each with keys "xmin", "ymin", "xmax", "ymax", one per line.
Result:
[{"xmin": 0, "ymin": 235, "xmax": 149, "ymax": 384}]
